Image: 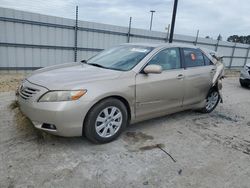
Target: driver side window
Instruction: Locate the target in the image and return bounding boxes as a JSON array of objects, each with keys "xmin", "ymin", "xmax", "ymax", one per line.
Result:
[{"xmin": 148, "ymin": 48, "xmax": 181, "ymax": 70}]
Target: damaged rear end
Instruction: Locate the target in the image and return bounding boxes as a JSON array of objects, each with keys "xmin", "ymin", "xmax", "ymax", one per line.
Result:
[{"xmin": 202, "ymin": 48, "xmax": 225, "ymax": 102}]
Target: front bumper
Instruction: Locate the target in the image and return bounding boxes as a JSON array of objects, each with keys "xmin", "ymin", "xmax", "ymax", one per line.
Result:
[
  {"xmin": 17, "ymin": 80, "xmax": 92, "ymax": 137},
  {"xmin": 240, "ymin": 67, "xmax": 250, "ymax": 86},
  {"xmin": 240, "ymin": 68, "xmax": 250, "ymax": 80}
]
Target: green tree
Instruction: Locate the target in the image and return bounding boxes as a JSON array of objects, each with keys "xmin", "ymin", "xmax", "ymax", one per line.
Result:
[
  {"xmin": 227, "ymin": 35, "xmax": 239, "ymax": 42},
  {"xmin": 227, "ymin": 35, "xmax": 250, "ymax": 44}
]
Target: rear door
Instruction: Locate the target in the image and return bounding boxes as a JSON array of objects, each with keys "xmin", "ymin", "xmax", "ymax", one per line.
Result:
[
  {"xmin": 181, "ymin": 48, "xmax": 215, "ymax": 106},
  {"xmin": 135, "ymin": 48, "xmax": 185, "ymax": 119}
]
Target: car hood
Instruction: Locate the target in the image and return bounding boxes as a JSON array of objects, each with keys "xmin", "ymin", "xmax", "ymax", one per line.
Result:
[{"xmin": 27, "ymin": 62, "xmax": 122, "ymax": 90}]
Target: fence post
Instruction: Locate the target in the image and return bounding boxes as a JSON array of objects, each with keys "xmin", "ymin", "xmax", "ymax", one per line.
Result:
[
  {"xmin": 215, "ymin": 39, "xmax": 219, "ymax": 52},
  {"xmin": 165, "ymin": 24, "xmax": 170, "ymax": 42},
  {"xmin": 194, "ymin": 30, "xmax": 199, "ymax": 46},
  {"xmin": 244, "ymin": 45, "xmax": 250, "ymax": 66},
  {"xmin": 127, "ymin": 17, "xmax": 132, "ymax": 43},
  {"xmin": 229, "ymin": 42, "xmax": 236, "ymax": 69},
  {"xmin": 169, "ymin": 0, "xmax": 178, "ymax": 43},
  {"xmin": 74, "ymin": 6, "xmax": 78, "ymax": 62}
]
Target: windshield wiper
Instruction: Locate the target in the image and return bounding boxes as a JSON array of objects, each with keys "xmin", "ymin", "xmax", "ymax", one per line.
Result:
[
  {"xmin": 88, "ymin": 63, "xmax": 106, "ymax": 68},
  {"xmin": 87, "ymin": 63, "xmax": 124, "ymax": 71},
  {"xmin": 80, "ymin": 59, "xmax": 87, "ymax": 64}
]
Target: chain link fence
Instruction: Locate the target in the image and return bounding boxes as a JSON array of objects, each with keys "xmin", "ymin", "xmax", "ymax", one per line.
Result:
[{"xmin": 0, "ymin": 7, "xmax": 249, "ymax": 71}]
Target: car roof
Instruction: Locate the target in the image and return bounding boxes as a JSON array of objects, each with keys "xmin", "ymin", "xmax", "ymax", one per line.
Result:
[
  {"xmin": 121, "ymin": 42, "xmax": 200, "ymax": 49},
  {"xmin": 123, "ymin": 42, "xmax": 220, "ymax": 64}
]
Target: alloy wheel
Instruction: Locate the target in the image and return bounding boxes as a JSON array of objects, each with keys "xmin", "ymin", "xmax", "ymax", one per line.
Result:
[
  {"xmin": 95, "ymin": 106, "xmax": 123, "ymax": 138},
  {"xmin": 205, "ymin": 91, "xmax": 219, "ymax": 111}
]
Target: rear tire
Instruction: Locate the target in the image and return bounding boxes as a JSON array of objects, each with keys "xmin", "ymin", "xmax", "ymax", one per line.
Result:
[
  {"xmin": 83, "ymin": 98, "xmax": 128, "ymax": 144},
  {"xmin": 200, "ymin": 89, "xmax": 220, "ymax": 113}
]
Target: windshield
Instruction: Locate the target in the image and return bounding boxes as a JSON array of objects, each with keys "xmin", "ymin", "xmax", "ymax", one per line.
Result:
[{"xmin": 86, "ymin": 45, "xmax": 153, "ymax": 71}]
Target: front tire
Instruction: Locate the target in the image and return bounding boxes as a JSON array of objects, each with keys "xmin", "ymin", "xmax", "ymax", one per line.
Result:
[
  {"xmin": 200, "ymin": 89, "xmax": 220, "ymax": 113},
  {"xmin": 84, "ymin": 98, "xmax": 128, "ymax": 143}
]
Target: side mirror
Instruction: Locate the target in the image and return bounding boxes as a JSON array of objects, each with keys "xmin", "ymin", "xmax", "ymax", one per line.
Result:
[{"xmin": 143, "ymin": 64, "xmax": 162, "ymax": 74}]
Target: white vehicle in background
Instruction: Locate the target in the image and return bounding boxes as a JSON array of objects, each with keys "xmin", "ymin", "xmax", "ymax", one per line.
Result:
[{"xmin": 240, "ymin": 63, "xmax": 250, "ymax": 87}]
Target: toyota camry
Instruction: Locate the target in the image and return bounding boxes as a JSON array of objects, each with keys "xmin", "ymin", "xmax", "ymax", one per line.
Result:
[{"xmin": 17, "ymin": 43, "xmax": 224, "ymax": 143}]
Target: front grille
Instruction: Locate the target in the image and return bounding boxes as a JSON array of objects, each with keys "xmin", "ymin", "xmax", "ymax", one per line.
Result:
[{"xmin": 19, "ymin": 86, "xmax": 40, "ymax": 100}]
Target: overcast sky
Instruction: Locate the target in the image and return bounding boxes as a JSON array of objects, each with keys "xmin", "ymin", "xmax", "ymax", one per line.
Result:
[{"xmin": 0, "ymin": 0, "xmax": 249, "ymax": 39}]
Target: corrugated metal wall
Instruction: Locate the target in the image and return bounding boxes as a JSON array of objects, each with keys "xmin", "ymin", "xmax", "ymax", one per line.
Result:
[{"xmin": 0, "ymin": 7, "xmax": 250, "ymax": 70}]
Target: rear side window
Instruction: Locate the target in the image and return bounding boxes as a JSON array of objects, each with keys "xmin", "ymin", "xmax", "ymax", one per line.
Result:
[{"xmin": 183, "ymin": 48, "xmax": 205, "ymax": 68}]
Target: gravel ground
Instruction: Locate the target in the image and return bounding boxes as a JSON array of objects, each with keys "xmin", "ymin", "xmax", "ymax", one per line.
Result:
[
  {"xmin": 0, "ymin": 76, "xmax": 250, "ymax": 188},
  {"xmin": 0, "ymin": 73, "xmax": 26, "ymax": 92}
]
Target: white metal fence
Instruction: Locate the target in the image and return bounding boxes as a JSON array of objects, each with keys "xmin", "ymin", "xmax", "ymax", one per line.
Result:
[{"xmin": 0, "ymin": 7, "xmax": 250, "ymax": 71}]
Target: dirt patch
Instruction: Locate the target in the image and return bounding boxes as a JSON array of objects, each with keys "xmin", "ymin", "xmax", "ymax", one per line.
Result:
[
  {"xmin": 11, "ymin": 102, "xmax": 34, "ymax": 132},
  {"xmin": 9, "ymin": 100, "xmax": 19, "ymax": 110},
  {"xmin": 139, "ymin": 143, "xmax": 165, "ymax": 151},
  {"xmin": 124, "ymin": 132, "xmax": 176, "ymax": 162},
  {"xmin": 0, "ymin": 73, "xmax": 25, "ymax": 92},
  {"xmin": 9, "ymin": 99, "xmax": 52, "ymax": 143},
  {"xmin": 224, "ymin": 69, "xmax": 240, "ymax": 77},
  {"xmin": 211, "ymin": 111, "xmax": 242, "ymax": 123},
  {"xmin": 214, "ymin": 134, "xmax": 250, "ymax": 156},
  {"xmin": 124, "ymin": 131, "xmax": 154, "ymax": 143},
  {"xmin": 188, "ymin": 116, "xmax": 250, "ymax": 156},
  {"xmin": 191, "ymin": 111, "xmax": 242, "ymax": 130},
  {"xmin": 139, "ymin": 143, "xmax": 176, "ymax": 162},
  {"xmin": 123, "ymin": 131, "xmax": 154, "ymax": 152}
]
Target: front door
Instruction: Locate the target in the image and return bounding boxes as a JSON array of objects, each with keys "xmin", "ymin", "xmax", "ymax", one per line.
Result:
[{"xmin": 135, "ymin": 48, "xmax": 185, "ymax": 120}]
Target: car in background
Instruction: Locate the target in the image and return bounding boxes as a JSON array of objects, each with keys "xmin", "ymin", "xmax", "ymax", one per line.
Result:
[
  {"xmin": 240, "ymin": 63, "xmax": 250, "ymax": 87},
  {"xmin": 17, "ymin": 43, "xmax": 224, "ymax": 143}
]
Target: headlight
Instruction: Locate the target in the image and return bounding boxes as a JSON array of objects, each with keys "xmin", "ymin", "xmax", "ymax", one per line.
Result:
[{"xmin": 38, "ymin": 89, "xmax": 87, "ymax": 102}]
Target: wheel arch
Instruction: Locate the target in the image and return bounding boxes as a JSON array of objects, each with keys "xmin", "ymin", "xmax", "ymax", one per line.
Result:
[
  {"xmin": 82, "ymin": 95, "xmax": 132, "ymax": 135},
  {"xmin": 202, "ymin": 81, "xmax": 222, "ymax": 111},
  {"xmin": 209, "ymin": 79, "xmax": 223, "ymax": 102}
]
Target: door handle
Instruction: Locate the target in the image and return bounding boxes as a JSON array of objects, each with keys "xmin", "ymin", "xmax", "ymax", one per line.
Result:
[
  {"xmin": 177, "ymin": 74, "xmax": 184, "ymax": 79},
  {"xmin": 210, "ymin": 68, "xmax": 216, "ymax": 73}
]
